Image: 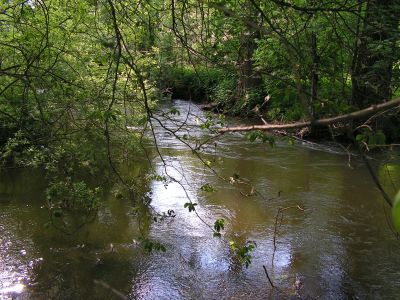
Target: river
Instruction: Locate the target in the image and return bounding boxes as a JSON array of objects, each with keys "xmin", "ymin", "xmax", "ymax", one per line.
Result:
[{"xmin": 1, "ymin": 99, "xmax": 399, "ymax": 299}]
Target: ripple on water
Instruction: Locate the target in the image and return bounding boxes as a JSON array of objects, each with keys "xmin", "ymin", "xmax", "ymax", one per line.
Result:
[{"xmin": 0, "ymin": 99, "xmax": 399, "ymax": 299}]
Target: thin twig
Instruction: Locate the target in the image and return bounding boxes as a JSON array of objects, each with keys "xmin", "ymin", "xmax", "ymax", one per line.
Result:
[{"xmin": 263, "ymin": 265, "xmax": 275, "ymax": 288}]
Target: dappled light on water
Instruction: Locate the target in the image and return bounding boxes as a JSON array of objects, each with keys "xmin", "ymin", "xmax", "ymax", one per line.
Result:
[{"xmin": 0, "ymin": 100, "xmax": 399, "ymax": 298}]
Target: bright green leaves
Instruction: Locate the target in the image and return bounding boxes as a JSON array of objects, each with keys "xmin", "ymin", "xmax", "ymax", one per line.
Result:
[
  {"xmin": 199, "ymin": 112, "xmax": 224, "ymax": 130},
  {"xmin": 246, "ymin": 131, "xmax": 259, "ymax": 142},
  {"xmin": 211, "ymin": 218, "xmax": 258, "ymax": 268},
  {"xmin": 45, "ymin": 179, "xmax": 101, "ymax": 233},
  {"xmin": 139, "ymin": 237, "xmax": 166, "ymax": 253},
  {"xmin": 166, "ymin": 107, "xmax": 180, "ymax": 116},
  {"xmin": 392, "ymin": 191, "xmax": 400, "ymax": 232},
  {"xmin": 200, "ymin": 183, "xmax": 216, "ymax": 193},
  {"xmin": 204, "ymin": 160, "xmax": 212, "ymax": 167},
  {"xmin": 245, "ymin": 131, "xmax": 275, "ymax": 147},
  {"xmin": 150, "ymin": 174, "xmax": 168, "ymax": 182},
  {"xmin": 229, "ymin": 240, "xmax": 257, "ymax": 268},
  {"xmin": 184, "ymin": 202, "xmax": 198, "ymax": 212},
  {"xmin": 200, "ymin": 119, "xmax": 215, "ymax": 130},
  {"xmin": 149, "ymin": 174, "xmax": 169, "ymax": 187},
  {"xmin": 0, "ymin": 131, "xmax": 31, "ymax": 165},
  {"xmin": 213, "ymin": 218, "xmax": 225, "ymax": 237},
  {"xmin": 87, "ymin": 108, "xmax": 124, "ymax": 124}
]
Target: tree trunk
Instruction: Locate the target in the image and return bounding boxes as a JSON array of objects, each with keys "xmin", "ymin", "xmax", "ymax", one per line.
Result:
[
  {"xmin": 310, "ymin": 31, "xmax": 318, "ymax": 120},
  {"xmin": 236, "ymin": 30, "xmax": 262, "ymax": 99},
  {"xmin": 351, "ymin": 0, "xmax": 399, "ymax": 108}
]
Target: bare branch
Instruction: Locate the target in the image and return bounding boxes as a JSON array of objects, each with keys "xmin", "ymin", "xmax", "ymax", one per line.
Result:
[{"xmin": 219, "ymin": 98, "xmax": 400, "ymax": 133}]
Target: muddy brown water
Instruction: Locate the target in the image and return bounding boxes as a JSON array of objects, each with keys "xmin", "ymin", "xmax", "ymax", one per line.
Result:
[{"xmin": 1, "ymin": 100, "xmax": 400, "ymax": 299}]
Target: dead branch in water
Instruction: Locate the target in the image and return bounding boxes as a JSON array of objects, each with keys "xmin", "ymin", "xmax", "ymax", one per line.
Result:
[
  {"xmin": 263, "ymin": 265, "xmax": 275, "ymax": 288},
  {"xmin": 218, "ymin": 98, "xmax": 400, "ymax": 133}
]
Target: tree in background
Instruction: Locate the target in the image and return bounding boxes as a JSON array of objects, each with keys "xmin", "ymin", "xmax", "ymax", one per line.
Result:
[{"xmin": 351, "ymin": 0, "xmax": 400, "ymax": 108}]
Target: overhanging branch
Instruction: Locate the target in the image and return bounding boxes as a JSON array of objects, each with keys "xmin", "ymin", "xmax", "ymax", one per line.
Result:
[{"xmin": 218, "ymin": 98, "xmax": 400, "ymax": 133}]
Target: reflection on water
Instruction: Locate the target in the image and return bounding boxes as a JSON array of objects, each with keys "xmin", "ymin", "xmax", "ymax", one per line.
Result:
[{"xmin": 1, "ymin": 100, "xmax": 400, "ymax": 299}]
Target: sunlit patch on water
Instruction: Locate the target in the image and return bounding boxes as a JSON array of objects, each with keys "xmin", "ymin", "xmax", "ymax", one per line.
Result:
[
  {"xmin": 0, "ymin": 212, "xmax": 43, "ymax": 299},
  {"xmin": 0, "ymin": 250, "xmax": 28, "ymax": 299},
  {"xmin": 272, "ymin": 246, "xmax": 292, "ymax": 270},
  {"xmin": 0, "ymin": 230, "xmax": 28, "ymax": 297},
  {"xmin": 0, "ymin": 283, "xmax": 25, "ymax": 295}
]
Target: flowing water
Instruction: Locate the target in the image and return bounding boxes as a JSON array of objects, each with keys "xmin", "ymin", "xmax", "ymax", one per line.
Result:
[{"xmin": 1, "ymin": 100, "xmax": 400, "ymax": 299}]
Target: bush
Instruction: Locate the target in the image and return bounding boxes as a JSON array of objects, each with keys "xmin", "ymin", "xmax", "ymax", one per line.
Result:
[
  {"xmin": 161, "ymin": 66, "xmax": 224, "ymax": 102},
  {"xmin": 211, "ymin": 75, "xmax": 236, "ymax": 108}
]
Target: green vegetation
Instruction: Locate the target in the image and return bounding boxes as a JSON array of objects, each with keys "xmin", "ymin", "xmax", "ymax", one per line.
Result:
[
  {"xmin": 1, "ymin": 0, "xmax": 399, "ymax": 263},
  {"xmin": 160, "ymin": 0, "xmax": 400, "ymax": 126}
]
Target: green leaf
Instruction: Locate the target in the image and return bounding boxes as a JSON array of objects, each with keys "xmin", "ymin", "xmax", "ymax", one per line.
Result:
[
  {"xmin": 245, "ymin": 131, "xmax": 274, "ymax": 147},
  {"xmin": 184, "ymin": 202, "xmax": 197, "ymax": 212},
  {"xmin": 139, "ymin": 237, "xmax": 166, "ymax": 253},
  {"xmin": 245, "ymin": 131, "xmax": 258, "ymax": 142},
  {"xmin": 229, "ymin": 240, "xmax": 257, "ymax": 268},
  {"xmin": 213, "ymin": 232, "xmax": 221, "ymax": 238},
  {"xmin": 214, "ymin": 218, "xmax": 225, "ymax": 232},
  {"xmin": 168, "ymin": 107, "xmax": 180, "ymax": 116},
  {"xmin": 356, "ymin": 133, "xmax": 366, "ymax": 143}
]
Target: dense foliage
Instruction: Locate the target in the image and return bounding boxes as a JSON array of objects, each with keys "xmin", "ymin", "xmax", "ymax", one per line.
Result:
[
  {"xmin": 0, "ymin": 0, "xmax": 160, "ymax": 230},
  {"xmin": 161, "ymin": 0, "xmax": 400, "ymax": 137},
  {"xmin": 0, "ymin": 0, "xmax": 399, "ymax": 247}
]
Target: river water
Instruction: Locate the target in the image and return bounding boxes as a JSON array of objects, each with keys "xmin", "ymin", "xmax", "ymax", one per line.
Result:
[{"xmin": 1, "ymin": 100, "xmax": 400, "ymax": 299}]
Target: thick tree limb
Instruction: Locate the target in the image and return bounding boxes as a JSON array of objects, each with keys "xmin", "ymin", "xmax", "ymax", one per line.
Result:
[{"xmin": 218, "ymin": 98, "xmax": 400, "ymax": 133}]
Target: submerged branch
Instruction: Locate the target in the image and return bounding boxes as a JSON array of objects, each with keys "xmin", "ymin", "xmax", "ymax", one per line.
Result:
[{"xmin": 263, "ymin": 265, "xmax": 275, "ymax": 288}]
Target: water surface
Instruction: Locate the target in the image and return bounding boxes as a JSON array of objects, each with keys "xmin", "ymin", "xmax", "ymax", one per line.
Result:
[{"xmin": 1, "ymin": 100, "xmax": 399, "ymax": 299}]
